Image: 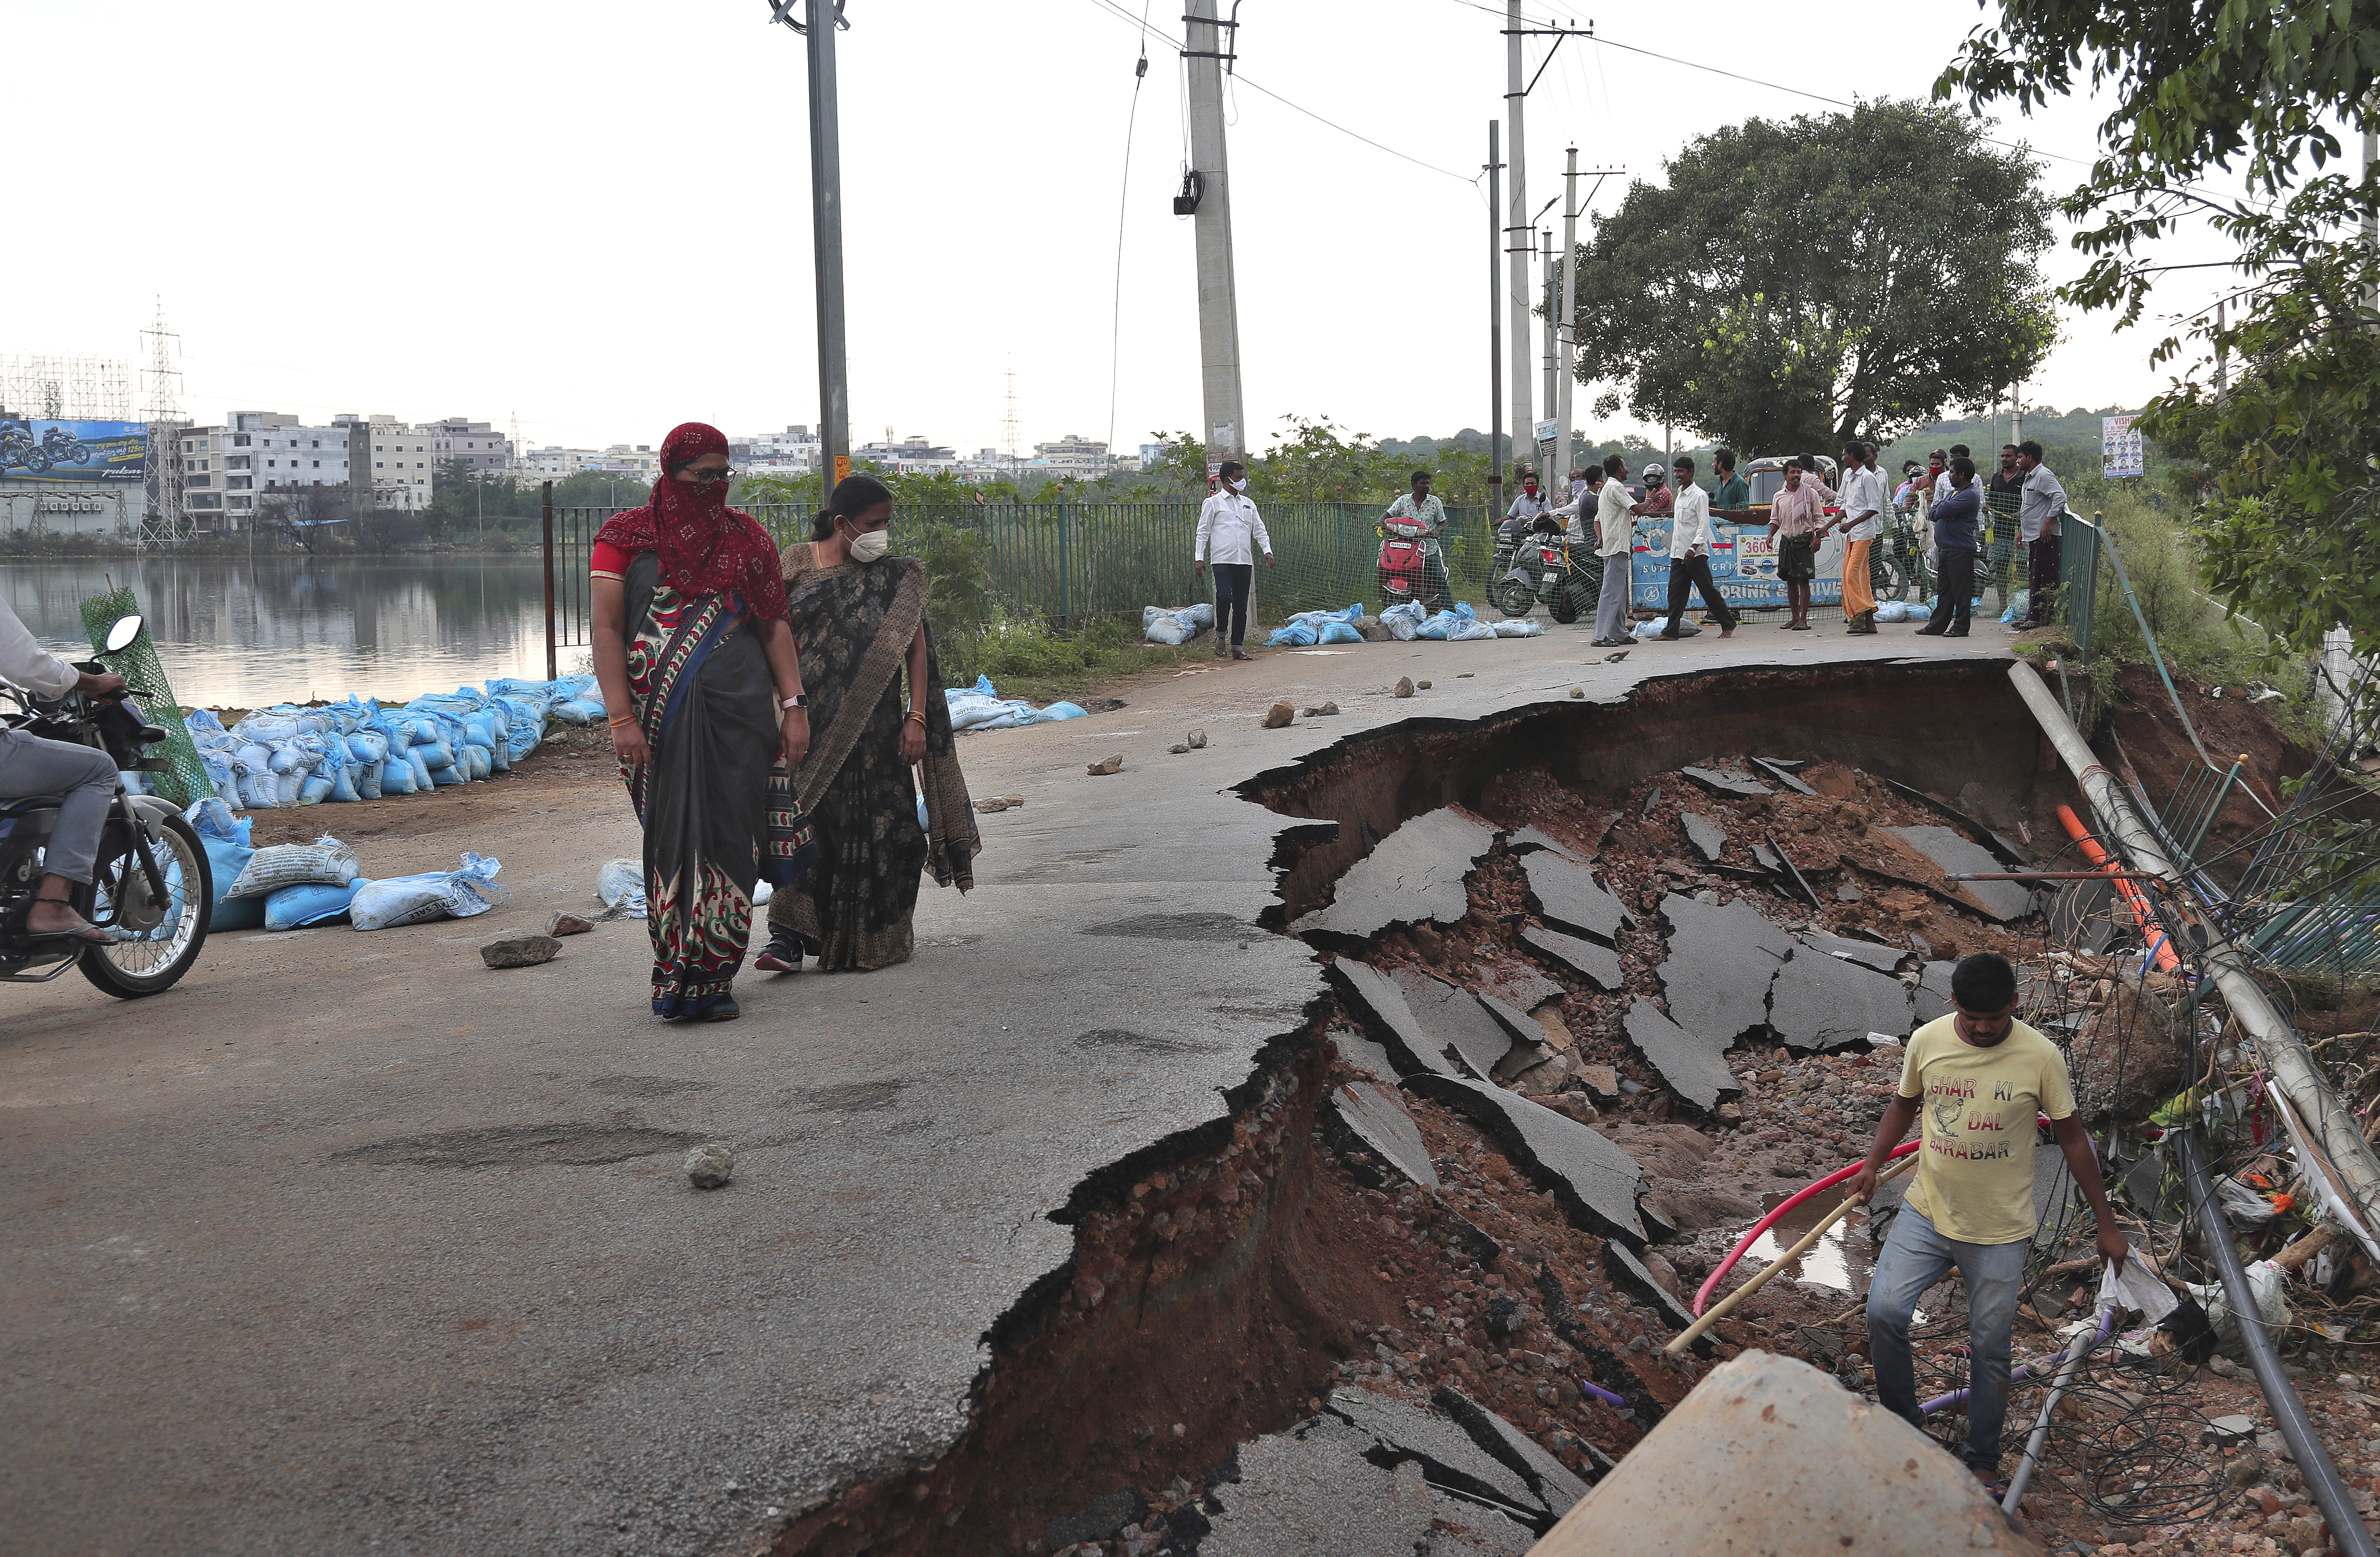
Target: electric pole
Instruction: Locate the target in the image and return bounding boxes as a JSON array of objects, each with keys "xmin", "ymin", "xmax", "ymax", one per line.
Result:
[
  {"xmin": 770, "ymin": 0, "xmax": 851, "ymax": 489},
  {"xmin": 1504, "ymin": 0, "xmax": 1532, "ymax": 474},
  {"xmin": 1551, "ymin": 148, "xmax": 1580, "ymax": 502},
  {"xmin": 1487, "ymin": 122, "xmax": 1504, "ymax": 511},
  {"xmin": 1183, "ymin": 0, "xmax": 1246, "ymax": 474}
]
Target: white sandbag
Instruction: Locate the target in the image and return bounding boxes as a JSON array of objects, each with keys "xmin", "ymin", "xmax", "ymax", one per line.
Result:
[
  {"xmin": 597, "ymin": 857, "xmax": 648, "ymax": 918},
  {"xmin": 348, "ymin": 853, "xmax": 506, "ymax": 932},
  {"xmin": 226, "ymin": 835, "xmax": 362, "ymax": 899}
]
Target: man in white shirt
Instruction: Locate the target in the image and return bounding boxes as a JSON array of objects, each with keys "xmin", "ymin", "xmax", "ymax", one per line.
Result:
[
  {"xmin": 1193, "ymin": 460, "xmax": 1274, "ymax": 661},
  {"xmin": 0, "ymin": 599, "xmax": 128, "ymax": 942},
  {"xmin": 2014, "ymin": 439, "xmax": 2066, "ymax": 630},
  {"xmin": 1589, "ymin": 454, "xmax": 1638, "ymax": 647},
  {"xmin": 1382, "ymin": 469, "xmax": 1451, "ymax": 611},
  {"xmin": 1655, "ymin": 455, "xmax": 1737, "ymax": 641},
  {"xmin": 1838, "ymin": 441, "xmax": 1885, "ymax": 635}
]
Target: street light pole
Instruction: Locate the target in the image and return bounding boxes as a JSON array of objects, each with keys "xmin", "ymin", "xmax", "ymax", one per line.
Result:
[{"xmin": 771, "ymin": 0, "xmax": 851, "ymax": 490}]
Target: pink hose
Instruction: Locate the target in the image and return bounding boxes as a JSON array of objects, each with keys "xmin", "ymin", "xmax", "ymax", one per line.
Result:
[
  {"xmin": 1692, "ymin": 1143, "xmax": 1918, "ymax": 1315},
  {"xmin": 1693, "ymin": 1114, "xmax": 2057, "ymax": 1316}
]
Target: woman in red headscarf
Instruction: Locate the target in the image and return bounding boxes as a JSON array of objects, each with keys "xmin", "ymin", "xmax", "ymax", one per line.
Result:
[{"xmin": 589, "ymin": 423, "xmax": 816, "ymax": 1021}]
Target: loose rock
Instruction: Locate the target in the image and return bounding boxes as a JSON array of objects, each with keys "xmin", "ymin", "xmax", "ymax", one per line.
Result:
[
  {"xmin": 1301, "ymin": 701, "xmax": 1341, "ymax": 717},
  {"xmin": 1264, "ymin": 702, "xmax": 1295, "ymax": 728},
  {"xmin": 1167, "ymin": 744, "xmax": 1189, "ymax": 755},
  {"xmin": 1087, "ymin": 753, "xmax": 1123, "ymax": 775},
  {"xmin": 481, "ymin": 933, "xmax": 561, "ymax": 969},
  {"xmin": 544, "ymin": 912, "xmax": 594, "ymax": 937},
  {"xmin": 1570, "ymin": 686, "xmax": 1585, "ymax": 698},
  {"xmin": 1394, "ymin": 677, "xmax": 1416, "ymax": 698},
  {"xmin": 685, "ymin": 1142, "xmax": 735, "ymax": 1189},
  {"xmin": 1417, "ymin": 680, "xmax": 1433, "ymax": 690},
  {"xmin": 1186, "ymin": 729, "xmax": 1208, "ymax": 749}
]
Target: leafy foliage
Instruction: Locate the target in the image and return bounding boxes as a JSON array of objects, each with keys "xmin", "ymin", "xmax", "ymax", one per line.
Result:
[
  {"xmin": 1567, "ymin": 99, "xmax": 2058, "ymax": 453},
  {"xmin": 1939, "ymin": 0, "xmax": 2380, "ymax": 654}
]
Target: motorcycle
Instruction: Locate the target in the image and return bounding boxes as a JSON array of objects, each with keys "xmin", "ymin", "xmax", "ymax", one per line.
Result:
[
  {"xmin": 0, "ymin": 425, "xmax": 52, "ymax": 474},
  {"xmin": 1376, "ymin": 515, "xmax": 1443, "ymax": 613},
  {"xmin": 40, "ymin": 428, "xmax": 91, "ymax": 465},
  {"xmin": 0, "ymin": 614, "xmax": 212, "ymax": 998}
]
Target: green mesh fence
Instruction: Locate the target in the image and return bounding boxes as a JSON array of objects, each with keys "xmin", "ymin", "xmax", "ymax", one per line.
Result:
[{"xmin": 78, "ymin": 584, "xmax": 209, "ymax": 807}]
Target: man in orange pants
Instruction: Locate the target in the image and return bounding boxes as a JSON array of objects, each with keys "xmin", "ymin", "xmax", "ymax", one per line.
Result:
[{"xmin": 1838, "ymin": 440, "xmax": 1883, "ymax": 634}]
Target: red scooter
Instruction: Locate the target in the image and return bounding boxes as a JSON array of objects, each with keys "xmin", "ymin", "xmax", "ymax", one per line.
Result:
[{"xmin": 1376, "ymin": 516, "xmax": 1441, "ymax": 611}]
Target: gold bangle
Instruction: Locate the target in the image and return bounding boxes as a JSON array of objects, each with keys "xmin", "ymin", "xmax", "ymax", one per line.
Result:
[{"xmin": 906, "ymin": 709, "xmax": 927, "ymax": 725}]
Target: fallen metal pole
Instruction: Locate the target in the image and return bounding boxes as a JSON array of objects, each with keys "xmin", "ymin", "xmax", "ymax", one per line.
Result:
[
  {"xmin": 2008, "ymin": 661, "xmax": 2380, "ymax": 1260},
  {"xmin": 2000, "ymin": 1302, "xmax": 2110, "ymax": 1512},
  {"xmin": 2179, "ymin": 1128, "xmax": 2379, "ymax": 1557}
]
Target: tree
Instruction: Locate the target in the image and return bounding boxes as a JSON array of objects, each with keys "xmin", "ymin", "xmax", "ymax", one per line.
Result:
[
  {"xmin": 1568, "ymin": 100, "xmax": 2058, "ymax": 454},
  {"xmin": 1939, "ymin": 0, "xmax": 2380, "ymax": 655}
]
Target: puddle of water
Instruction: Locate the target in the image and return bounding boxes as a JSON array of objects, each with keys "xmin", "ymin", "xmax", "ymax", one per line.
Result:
[{"xmin": 1742, "ymin": 1191, "xmax": 1880, "ymax": 1299}]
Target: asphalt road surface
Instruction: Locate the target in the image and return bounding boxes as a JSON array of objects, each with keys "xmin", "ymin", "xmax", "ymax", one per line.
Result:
[{"xmin": 0, "ymin": 619, "xmax": 2008, "ymax": 1555}]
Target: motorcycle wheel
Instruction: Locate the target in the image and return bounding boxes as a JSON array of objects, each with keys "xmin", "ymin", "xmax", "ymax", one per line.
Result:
[
  {"xmin": 79, "ymin": 812, "xmax": 211, "ymax": 999},
  {"xmin": 71, "ymin": 445, "xmax": 90, "ymax": 464},
  {"xmin": 1495, "ymin": 578, "xmax": 1537, "ymax": 618},
  {"xmin": 1550, "ymin": 582, "xmax": 1580, "ymax": 624},
  {"xmin": 22, "ymin": 449, "xmax": 50, "ymax": 473}
]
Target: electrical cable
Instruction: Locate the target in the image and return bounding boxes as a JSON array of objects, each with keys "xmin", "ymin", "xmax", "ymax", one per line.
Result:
[{"xmin": 1106, "ymin": 2, "xmax": 1152, "ymax": 459}]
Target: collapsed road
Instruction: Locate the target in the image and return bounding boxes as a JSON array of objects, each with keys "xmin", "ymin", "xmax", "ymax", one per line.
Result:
[{"xmin": 2, "ymin": 624, "xmax": 2253, "ymax": 1556}]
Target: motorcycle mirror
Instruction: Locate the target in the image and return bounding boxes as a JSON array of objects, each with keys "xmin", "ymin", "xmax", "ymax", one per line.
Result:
[{"xmin": 103, "ymin": 614, "xmax": 143, "ymax": 653}]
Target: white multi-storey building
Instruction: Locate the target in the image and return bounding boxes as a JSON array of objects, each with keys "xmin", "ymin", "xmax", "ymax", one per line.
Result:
[
  {"xmin": 421, "ymin": 416, "xmax": 514, "ymax": 474},
  {"xmin": 330, "ymin": 413, "xmax": 435, "ymax": 510},
  {"xmin": 1032, "ymin": 433, "xmax": 1112, "ymax": 478}
]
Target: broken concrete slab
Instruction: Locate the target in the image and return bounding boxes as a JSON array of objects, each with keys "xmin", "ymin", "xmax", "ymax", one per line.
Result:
[
  {"xmin": 1796, "ymin": 929, "xmax": 1909, "ymax": 975},
  {"xmin": 1877, "ymin": 776, "xmax": 2026, "ymax": 867},
  {"xmin": 1320, "ymin": 1388, "xmax": 1550, "ymax": 1529},
  {"xmin": 1520, "ymin": 925, "xmax": 1624, "ymax": 992},
  {"xmin": 1679, "ymin": 811, "xmax": 1727, "ymax": 864},
  {"xmin": 1474, "ymin": 990, "xmax": 1549, "ymax": 1055},
  {"xmin": 1750, "ymin": 842, "xmax": 1782, "ymax": 874},
  {"xmin": 1602, "ymin": 1242, "xmax": 1713, "ymax": 1356},
  {"xmin": 1400, "ymin": 1073, "xmax": 1646, "ymax": 1248},
  {"xmin": 1653, "ymin": 892, "xmax": 1794, "ymax": 1048},
  {"xmin": 1293, "ymin": 807, "xmax": 1498, "ymax": 944},
  {"xmin": 1767, "ymin": 949, "xmax": 1916, "ymax": 1052},
  {"xmin": 1431, "ymin": 1383, "xmax": 1591, "ymax": 1517},
  {"xmin": 1324, "ymin": 959, "xmax": 1462, "ymax": 1079},
  {"xmin": 1680, "ymin": 764, "xmax": 1772, "ymax": 799},
  {"xmin": 1885, "ymin": 824, "xmax": 2034, "ymax": 922},
  {"xmin": 1507, "ymin": 825, "xmax": 1582, "ymax": 861},
  {"xmin": 1518, "ymin": 853, "xmax": 1633, "ymax": 945},
  {"xmin": 1911, "ymin": 960, "xmax": 1958, "ymax": 1026},
  {"xmin": 1472, "ymin": 957, "xmax": 1564, "ymax": 1012},
  {"xmin": 1393, "ymin": 968, "xmax": 1519, "ymax": 1081},
  {"xmin": 1330, "ymin": 1027, "xmax": 1400, "ymax": 1085},
  {"xmin": 1750, "ymin": 757, "xmax": 1818, "ymax": 795},
  {"xmin": 1199, "ymin": 1416, "xmax": 1536, "ymax": 1557},
  {"xmin": 1322, "ymin": 1081, "xmax": 1441, "ymax": 1193},
  {"xmin": 1619, "ymin": 997, "xmax": 1741, "ymax": 1115},
  {"xmin": 1538, "ymin": 1351, "xmax": 2043, "ymax": 1555}
]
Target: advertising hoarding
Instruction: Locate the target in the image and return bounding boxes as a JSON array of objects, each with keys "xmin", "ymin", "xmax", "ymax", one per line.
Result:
[
  {"xmin": 0, "ymin": 419, "xmax": 146, "ymax": 483},
  {"xmin": 2101, "ymin": 415, "xmax": 2144, "ymax": 480},
  {"xmin": 1629, "ymin": 517, "xmax": 1845, "ymax": 611}
]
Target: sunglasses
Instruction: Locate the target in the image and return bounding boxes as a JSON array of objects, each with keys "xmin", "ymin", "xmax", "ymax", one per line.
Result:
[{"xmin": 687, "ymin": 467, "xmax": 737, "ymax": 485}]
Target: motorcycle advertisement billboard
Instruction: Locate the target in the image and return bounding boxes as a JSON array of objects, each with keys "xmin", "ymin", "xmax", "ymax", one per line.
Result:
[{"xmin": 0, "ymin": 419, "xmax": 147, "ymax": 483}]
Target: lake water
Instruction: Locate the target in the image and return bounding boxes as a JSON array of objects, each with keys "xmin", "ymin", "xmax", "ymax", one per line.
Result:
[{"xmin": 1, "ymin": 558, "xmax": 568, "ymax": 709}]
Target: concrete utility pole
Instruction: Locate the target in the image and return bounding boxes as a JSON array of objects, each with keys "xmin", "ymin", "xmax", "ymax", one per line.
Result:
[
  {"xmin": 1504, "ymin": 0, "xmax": 1533, "ymax": 474},
  {"xmin": 1540, "ymin": 227, "xmax": 1557, "ymax": 447},
  {"xmin": 1183, "ymin": 0, "xmax": 1247, "ymax": 473},
  {"xmin": 770, "ymin": 0, "xmax": 852, "ymax": 489},
  {"xmin": 1551, "ymin": 148, "xmax": 1580, "ymax": 500},
  {"xmin": 1487, "ymin": 122, "xmax": 1504, "ymax": 509}
]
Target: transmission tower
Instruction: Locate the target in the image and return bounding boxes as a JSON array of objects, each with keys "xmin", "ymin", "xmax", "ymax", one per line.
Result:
[{"xmin": 141, "ymin": 298, "xmax": 189, "ymax": 545}]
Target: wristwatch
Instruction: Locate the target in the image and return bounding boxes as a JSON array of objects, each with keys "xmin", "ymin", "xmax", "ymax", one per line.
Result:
[{"xmin": 779, "ymin": 694, "xmax": 808, "ymax": 710}]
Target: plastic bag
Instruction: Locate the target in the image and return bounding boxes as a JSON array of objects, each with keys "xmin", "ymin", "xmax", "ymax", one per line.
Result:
[
  {"xmin": 1143, "ymin": 605, "xmax": 1209, "ymax": 646},
  {"xmin": 1873, "ymin": 600, "xmax": 1910, "ymax": 623},
  {"xmin": 265, "ymin": 879, "xmax": 367, "ymax": 931},
  {"xmin": 1416, "ymin": 610, "xmax": 1459, "ymax": 641},
  {"xmin": 1268, "ymin": 619, "xmax": 1320, "ymax": 647},
  {"xmin": 1022, "ymin": 702, "xmax": 1088, "ymax": 723},
  {"xmin": 596, "ymin": 857, "xmax": 647, "ymax": 918},
  {"xmin": 349, "ymin": 853, "xmax": 505, "ymax": 932},
  {"xmin": 1491, "ymin": 617, "xmax": 1544, "ymax": 638},
  {"xmin": 2181, "ymin": 1258, "xmax": 2290, "ymax": 1360},
  {"xmin": 2000, "ymin": 589, "xmax": 2030, "ymax": 624},
  {"xmin": 183, "ymin": 797, "xmax": 245, "ymax": 844},
  {"xmin": 2098, "ymin": 1258, "xmax": 2179, "ymax": 1326},
  {"xmin": 1380, "ymin": 600, "xmax": 1426, "ymax": 641},
  {"xmin": 227, "ymin": 835, "xmax": 362, "ymax": 899},
  {"xmin": 1632, "ymin": 617, "xmax": 1699, "ymax": 639},
  {"xmin": 1448, "ymin": 613, "xmax": 1497, "ymax": 641},
  {"xmin": 1317, "ymin": 620, "xmax": 1362, "ymax": 645}
]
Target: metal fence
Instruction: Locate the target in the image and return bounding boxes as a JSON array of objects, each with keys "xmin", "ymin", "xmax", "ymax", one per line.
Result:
[{"xmin": 539, "ymin": 495, "xmax": 1500, "ymax": 654}]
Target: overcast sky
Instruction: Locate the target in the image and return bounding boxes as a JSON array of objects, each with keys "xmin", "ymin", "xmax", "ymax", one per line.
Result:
[{"xmin": 21, "ymin": 0, "xmax": 2241, "ymax": 457}]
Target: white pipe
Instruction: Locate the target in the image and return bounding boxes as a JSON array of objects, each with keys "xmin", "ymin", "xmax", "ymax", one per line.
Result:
[{"xmin": 2006, "ymin": 661, "xmax": 2380, "ymax": 1261}]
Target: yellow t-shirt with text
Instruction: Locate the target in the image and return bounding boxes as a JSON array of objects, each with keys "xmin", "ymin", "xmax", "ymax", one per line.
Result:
[{"xmin": 1895, "ymin": 1015, "xmax": 2076, "ymax": 1245}]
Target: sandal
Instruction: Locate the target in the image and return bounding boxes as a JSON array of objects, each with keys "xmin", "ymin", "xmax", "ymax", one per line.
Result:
[{"xmin": 24, "ymin": 909, "xmax": 116, "ymax": 945}]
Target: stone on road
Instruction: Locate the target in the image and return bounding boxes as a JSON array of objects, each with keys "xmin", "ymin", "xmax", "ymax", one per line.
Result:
[
  {"xmin": 480, "ymin": 932, "xmax": 560, "ymax": 969},
  {"xmin": 684, "ymin": 1142, "xmax": 735, "ymax": 1189}
]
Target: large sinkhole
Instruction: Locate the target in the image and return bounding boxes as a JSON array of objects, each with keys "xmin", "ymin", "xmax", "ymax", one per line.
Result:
[{"xmin": 779, "ymin": 660, "xmax": 2129, "ymax": 1557}]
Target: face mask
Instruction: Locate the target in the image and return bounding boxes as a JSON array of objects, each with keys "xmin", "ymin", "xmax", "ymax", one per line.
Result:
[
  {"xmin": 1226, "ymin": 478, "xmax": 1247, "ymax": 493},
  {"xmin": 846, "ymin": 526, "xmax": 890, "ymax": 563}
]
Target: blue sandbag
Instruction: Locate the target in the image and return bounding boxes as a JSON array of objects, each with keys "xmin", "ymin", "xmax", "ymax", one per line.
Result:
[
  {"xmin": 265, "ymin": 879, "xmax": 366, "ymax": 931},
  {"xmin": 200, "ymin": 836, "xmax": 264, "ymax": 930},
  {"xmin": 380, "ymin": 759, "xmax": 420, "ymax": 796},
  {"xmin": 406, "ymin": 750, "xmax": 434, "ymax": 791}
]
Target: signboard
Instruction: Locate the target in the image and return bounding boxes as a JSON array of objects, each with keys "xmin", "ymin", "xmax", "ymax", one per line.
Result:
[
  {"xmin": 1630, "ymin": 519, "xmax": 1845, "ymax": 612},
  {"xmin": 832, "ymin": 453, "xmax": 852, "ymax": 484},
  {"xmin": 0, "ymin": 419, "xmax": 146, "ymax": 483},
  {"xmin": 2101, "ymin": 415, "xmax": 2143, "ymax": 480}
]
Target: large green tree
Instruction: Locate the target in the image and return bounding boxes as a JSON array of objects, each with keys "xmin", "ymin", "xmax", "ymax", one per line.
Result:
[
  {"xmin": 1939, "ymin": 0, "xmax": 2380, "ymax": 654},
  {"xmin": 1568, "ymin": 99, "xmax": 2058, "ymax": 454}
]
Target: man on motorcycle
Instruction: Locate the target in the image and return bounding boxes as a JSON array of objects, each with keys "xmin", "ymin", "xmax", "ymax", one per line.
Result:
[
  {"xmin": 0, "ymin": 598, "xmax": 128, "ymax": 943},
  {"xmin": 1382, "ymin": 469, "xmax": 1452, "ymax": 610}
]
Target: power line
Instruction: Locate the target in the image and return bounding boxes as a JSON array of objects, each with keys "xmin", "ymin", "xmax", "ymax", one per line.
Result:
[
  {"xmin": 1080, "ymin": 0, "xmax": 1473, "ymax": 181},
  {"xmin": 1107, "ymin": 3, "xmax": 1152, "ymax": 456}
]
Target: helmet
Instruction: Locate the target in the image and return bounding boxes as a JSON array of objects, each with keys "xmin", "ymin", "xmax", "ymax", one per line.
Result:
[{"xmin": 1641, "ymin": 462, "xmax": 1668, "ymax": 488}]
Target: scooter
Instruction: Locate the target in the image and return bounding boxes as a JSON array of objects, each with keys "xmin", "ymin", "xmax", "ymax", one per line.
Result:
[
  {"xmin": 1491, "ymin": 514, "xmax": 1541, "ymax": 617},
  {"xmin": 0, "ymin": 614, "xmax": 212, "ymax": 999},
  {"xmin": 1376, "ymin": 515, "xmax": 1441, "ymax": 612}
]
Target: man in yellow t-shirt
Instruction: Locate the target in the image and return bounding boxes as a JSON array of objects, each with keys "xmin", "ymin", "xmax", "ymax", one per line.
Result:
[{"xmin": 1848, "ymin": 953, "xmax": 2127, "ymax": 1494}]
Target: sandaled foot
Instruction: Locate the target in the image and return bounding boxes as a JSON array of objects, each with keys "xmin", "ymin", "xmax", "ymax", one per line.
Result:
[{"xmin": 25, "ymin": 904, "xmax": 114, "ymax": 944}]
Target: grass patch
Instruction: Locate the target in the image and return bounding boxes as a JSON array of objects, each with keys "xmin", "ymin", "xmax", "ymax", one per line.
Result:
[{"xmin": 945, "ymin": 610, "xmax": 1204, "ymax": 703}]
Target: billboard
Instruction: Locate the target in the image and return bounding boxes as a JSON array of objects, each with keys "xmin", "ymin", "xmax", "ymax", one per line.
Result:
[
  {"xmin": 1630, "ymin": 518, "xmax": 1846, "ymax": 612},
  {"xmin": 0, "ymin": 419, "xmax": 147, "ymax": 483},
  {"xmin": 2101, "ymin": 414, "xmax": 2144, "ymax": 480}
]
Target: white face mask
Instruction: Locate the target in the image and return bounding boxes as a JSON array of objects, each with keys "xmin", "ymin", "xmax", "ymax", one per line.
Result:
[
  {"xmin": 846, "ymin": 527, "xmax": 890, "ymax": 563},
  {"xmin": 1226, "ymin": 478, "xmax": 1247, "ymax": 494}
]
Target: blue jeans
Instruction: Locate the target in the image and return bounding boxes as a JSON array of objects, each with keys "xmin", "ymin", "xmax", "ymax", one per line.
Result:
[{"xmin": 1866, "ymin": 1207, "xmax": 2028, "ymax": 1470}]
